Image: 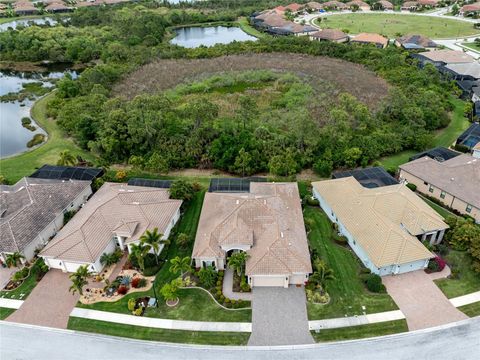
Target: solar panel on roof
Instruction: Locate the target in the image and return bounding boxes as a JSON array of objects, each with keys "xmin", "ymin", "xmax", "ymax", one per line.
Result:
[
  {"xmin": 29, "ymin": 165, "xmax": 103, "ymax": 181},
  {"xmin": 208, "ymin": 177, "xmax": 267, "ymax": 193},
  {"xmin": 332, "ymin": 167, "xmax": 398, "ymax": 188},
  {"xmin": 409, "ymin": 147, "xmax": 460, "ymax": 162},
  {"xmin": 457, "ymin": 123, "xmax": 480, "ymax": 149},
  {"xmin": 127, "ymin": 178, "xmax": 172, "ymax": 188}
]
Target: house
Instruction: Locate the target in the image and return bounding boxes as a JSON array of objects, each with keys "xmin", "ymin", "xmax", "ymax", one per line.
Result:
[
  {"xmin": 252, "ymin": 10, "xmax": 316, "ymax": 36},
  {"xmin": 29, "ymin": 165, "xmax": 104, "ymax": 181},
  {"xmin": 412, "ymin": 50, "xmax": 475, "ymax": 68},
  {"xmin": 352, "ymin": 33, "xmax": 389, "ymax": 48},
  {"xmin": 347, "ymin": 0, "xmax": 371, "ymax": 11},
  {"xmin": 460, "ymin": 3, "xmax": 480, "ymax": 16},
  {"xmin": 45, "ymin": 1, "xmax": 70, "ymax": 12},
  {"xmin": 192, "ymin": 182, "xmax": 312, "ymax": 288},
  {"xmin": 401, "ymin": 1, "xmax": 419, "ymax": 11},
  {"xmin": 332, "ymin": 167, "xmax": 398, "ymax": 188},
  {"xmin": 395, "ymin": 34, "xmax": 437, "ymax": 50},
  {"xmin": 310, "ymin": 29, "xmax": 349, "ymax": 43},
  {"xmin": 322, "ymin": 1, "xmax": 348, "ymax": 10},
  {"xmin": 473, "ymin": 142, "xmax": 480, "ymax": 158},
  {"xmin": 284, "ymin": 3, "xmax": 304, "ymax": 14},
  {"xmin": 455, "ymin": 79, "xmax": 480, "ymax": 99},
  {"xmin": 377, "ymin": 0, "xmax": 394, "ymax": 10},
  {"xmin": 472, "ymin": 85, "xmax": 480, "ymax": 102},
  {"xmin": 312, "ymin": 177, "xmax": 448, "ymax": 275},
  {"xmin": 456, "ymin": 122, "xmax": 480, "ymax": 150},
  {"xmin": 13, "ymin": 1, "xmax": 39, "ymax": 15},
  {"xmin": 409, "ymin": 147, "xmax": 461, "ymax": 162},
  {"xmin": 399, "ymin": 153, "xmax": 480, "ymax": 223},
  {"xmin": 417, "ymin": 0, "xmax": 439, "ymax": 7},
  {"xmin": 445, "ymin": 62, "xmax": 480, "ymax": 81},
  {"xmin": 306, "ymin": 1, "xmax": 323, "ymax": 11},
  {"xmin": 39, "ymin": 183, "xmax": 182, "ymax": 273},
  {"xmin": 0, "ymin": 178, "xmax": 92, "ymax": 264}
]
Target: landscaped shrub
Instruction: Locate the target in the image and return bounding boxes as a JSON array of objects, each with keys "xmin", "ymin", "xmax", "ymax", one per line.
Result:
[
  {"xmin": 120, "ymin": 275, "xmax": 131, "ymax": 286},
  {"xmin": 128, "ymin": 298, "xmax": 136, "ymax": 312},
  {"xmin": 117, "ymin": 285, "xmax": 128, "ymax": 295},
  {"xmin": 428, "ymin": 256, "xmax": 446, "ymax": 273},
  {"xmin": 142, "ymin": 264, "xmax": 162, "ymax": 277},
  {"xmin": 306, "ymin": 196, "xmax": 319, "ymax": 207},
  {"xmin": 133, "ymin": 307, "xmax": 143, "ymax": 316},
  {"xmin": 199, "ymin": 266, "xmax": 217, "ymax": 288},
  {"xmin": 365, "ymin": 274, "xmax": 385, "ymax": 293},
  {"xmin": 131, "ymin": 277, "xmax": 140, "ymax": 288},
  {"xmin": 360, "ymin": 267, "xmax": 371, "ymax": 274},
  {"xmin": 406, "ymin": 183, "xmax": 417, "ymax": 192},
  {"xmin": 138, "ymin": 278, "xmax": 147, "ymax": 288}
]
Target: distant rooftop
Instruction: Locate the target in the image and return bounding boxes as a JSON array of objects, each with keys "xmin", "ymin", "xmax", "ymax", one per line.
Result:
[
  {"xmin": 409, "ymin": 147, "xmax": 461, "ymax": 162},
  {"xmin": 332, "ymin": 167, "xmax": 398, "ymax": 188},
  {"xmin": 30, "ymin": 165, "xmax": 104, "ymax": 181}
]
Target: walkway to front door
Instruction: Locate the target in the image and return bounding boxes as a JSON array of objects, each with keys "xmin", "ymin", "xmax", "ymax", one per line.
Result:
[{"xmin": 248, "ymin": 286, "xmax": 313, "ymax": 346}]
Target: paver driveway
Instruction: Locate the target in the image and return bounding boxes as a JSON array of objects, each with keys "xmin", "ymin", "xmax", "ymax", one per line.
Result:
[
  {"xmin": 7, "ymin": 269, "xmax": 79, "ymax": 329},
  {"xmin": 382, "ymin": 270, "xmax": 468, "ymax": 331},
  {"xmin": 248, "ymin": 286, "xmax": 314, "ymax": 346}
]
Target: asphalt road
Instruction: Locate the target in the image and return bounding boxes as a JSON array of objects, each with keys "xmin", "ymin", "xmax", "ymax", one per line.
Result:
[{"xmin": 1, "ymin": 318, "xmax": 479, "ymax": 360}]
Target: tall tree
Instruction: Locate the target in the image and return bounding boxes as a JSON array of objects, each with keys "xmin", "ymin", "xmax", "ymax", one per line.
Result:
[
  {"xmin": 169, "ymin": 256, "xmax": 191, "ymax": 276},
  {"xmin": 5, "ymin": 252, "xmax": 25, "ymax": 268},
  {"xmin": 140, "ymin": 228, "xmax": 167, "ymax": 264},
  {"xmin": 228, "ymin": 252, "xmax": 249, "ymax": 276},
  {"xmin": 69, "ymin": 265, "xmax": 92, "ymax": 295},
  {"xmin": 129, "ymin": 242, "xmax": 150, "ymax": 272},
  {"xmin": 57, "ymin": 150, "xmax": 77, "ymax": 166}
]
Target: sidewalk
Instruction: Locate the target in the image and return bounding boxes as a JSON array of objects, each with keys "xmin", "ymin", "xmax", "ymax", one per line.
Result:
[
  {"xmin": 309, "ymin": 310, "xmax": 404, "ymax": 331},
  {"xmin": 451, "ymin": 291, "xmax": 480, "ymax": 307},
  {"xmin": 0, "ymin": 298, "xmax": 23, "ymax": 309},
  {"xmin": 223, "ymin": 269, "xmax": 253, "ymax": 301}
]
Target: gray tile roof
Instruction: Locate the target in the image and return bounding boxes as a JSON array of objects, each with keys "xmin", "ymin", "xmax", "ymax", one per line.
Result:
[{"xmin": 0, "ymin": 178, "xmax": 91, "ymax": 254}]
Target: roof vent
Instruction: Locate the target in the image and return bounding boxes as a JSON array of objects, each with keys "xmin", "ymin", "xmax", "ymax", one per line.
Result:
[
  {"xmin": 451, "ymin": 177, "xmax": 455, "ymax": 181},
  {"xmin": 236, "ymin": 200, "xmax": 239, "ymax": 205},
  {"xmin": 280, "ymin": 231, "xmax": 284, "ymax": 238}
]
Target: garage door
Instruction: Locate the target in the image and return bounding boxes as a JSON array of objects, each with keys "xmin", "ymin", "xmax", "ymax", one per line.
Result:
[
  {"xmin": 64, "ymin": 261, "xmax": 88, "ymax": 273},
  {"xmin": 45, "ymin": 258, "xmax": 64, "ymax": 270},
  {"xmin": 251, "ymin": 275, "xmax": 286, "ymax": 287}
]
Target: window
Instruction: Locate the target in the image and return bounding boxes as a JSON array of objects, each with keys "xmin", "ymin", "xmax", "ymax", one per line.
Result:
[
  {"xmin": 423, "ymin": 181, "xmax": 428, "ymax": 186},
  {"xmin": 429, "ymin": 185, "xmax": 434, "ymax": 193},
  {"xmin": 440, "ymin": 191, "xmax": 446, "ymax": 199},
  {"xmin": 466, "ymin": 204, "xmax": 473, "ymax": 213}
]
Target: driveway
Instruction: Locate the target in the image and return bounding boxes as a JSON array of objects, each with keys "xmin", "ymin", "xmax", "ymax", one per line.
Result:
[
  {"xmin": 382, "ymin": 270, "xmax": 468, "ymax": 331},
  {"xmin": 7, "ymin": 269, "xmax": 79, "ymax": 329},
  {"xmin": 248, "ymin": 286, "xmax": 313, "ymax": 346}
]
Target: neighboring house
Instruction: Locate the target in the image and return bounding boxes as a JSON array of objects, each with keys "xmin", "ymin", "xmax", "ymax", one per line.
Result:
[
  {"xmin": 445, "ymin": 62, "xmax": 480, "ymax": 81},
  {"xmin": 377, "ymin": 0, "xmax": 394, "ymax": 10},
  {"xmin": 456, "ymin": 122, "xmax": 480, "ymax": 150},
  {"xmin": 252, "ymin": 10, "xmax": 316, "ymax": 36},
  {"xmin": 456, "ymin": 79, "xmax": 480, "ymax": 100},
  {"xmin": 395, "ymin": 34, "xmax": 437, "ymax": 50},
  {"xmin": 0, "ymin": 178, "xmax": 92, "ymax": 263},
  {"xmin": 192, "ymin": 182, "xmax": 312, "ymax": 288},
  {"xmin": 473, "ymin": 142, "xmax": 480, "ymax": 158},
  {"xmin": 417, "ymin": 0, "xmax": 439, "ymax": 7},
  {"xmin": 401, "ymin": 1, "xmax": 419, "ymax": 10},
  {"xmin": 40, "ymin": 183, "xmax": 182, "ymax": 273},
  {"xmin": 412, "ymin": 49, "xmax": 475, "ymax": 68},
  {"xmin": 306, "ymin": 1, "xmax": 323, "ymax": 11},
  {"xmin": 399, "ymin": 153, "xmax": 480, "ymax": 223},
  {"xmin": 29, "ymin": 165, "xmax": 104, "ymax": 181},
  {"xmin": 332, "ymin": 166, "xmax": 398, "ymax": 188},
  {"xmin": 312, "ymin": 177, "xmax": 448, "ymax": 275},
  {"xmin": 472, "ymin": 86, "xmax": 480, "ymax": 103},
  {"xmin": 45, "ymin": 2, "xmax": 70, "ymax": 12},
  {"xmin": 310, "ymin": 29, "xmax": 349, "ymax": 43},
  {"xmin": 322, "ymin": 1, "xmax": 348, "ymax": 10},
  {"xmin": 284, "ymin": 3, "xmax": 305, "ymax": 14},
  {"xmin": 13, "ymin": 1, "xmax": 39, "ymax": 15},
  {"xmin": 409, "ymin": 146, "xmax": 461, "ymax": 162},
  {"xmin": 347, "ymin": 0, "xmax": 371, "ymax": 11},
  {"xmin": 351, "ymin": 33, "xmax": 389, "ymax": 48},
  {"xmin": 460, "ymin": 3, "xmax": 480, "ymax": 16}
]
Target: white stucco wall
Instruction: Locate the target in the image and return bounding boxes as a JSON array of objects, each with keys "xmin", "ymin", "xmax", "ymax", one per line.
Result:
[{"xmin": 250, "ymin": 275, "xmax": 288, "ymax": 287}]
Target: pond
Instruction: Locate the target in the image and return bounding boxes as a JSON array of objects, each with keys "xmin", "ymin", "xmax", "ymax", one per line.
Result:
[
  {"xmin": 170, "ymin": 26, "xmax": 257, "ymax": 48},
  {"xmin": 0, "ymin": 69, "xmax": 77, "ymax": 158},
  {"xmin": 0, "ymin": 17, "xmax": 60, "ymax": 32}
]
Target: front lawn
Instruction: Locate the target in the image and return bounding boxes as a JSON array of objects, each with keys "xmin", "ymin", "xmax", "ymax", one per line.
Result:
[
  {"xmin": 67, "ymin": 317, "xmax": 250, "ymax": 345},
  {"xmin": 0, "ymin": 259, "xmax": 46, "ymax": 300},
  {"xmin": 311, "ymin": 319, "xmax": 408, "ymax": 342},
  {"xmin": 317, "ymin": 14, "xmax": 479, "ymax": 38},
  {"xmin": 0, "ymin": 307, "xmax": 15, "ymax": 320},
  {"xmin": 304, "ymin": 206, "xmax": 398, "ymax": 320},
  {"xmin": 458, "ymin": 301, "xmax": 480, "ymax": 317},
  {"xmin": 435, "ymin": 250, "xmax": 480, "ymax": 299}
]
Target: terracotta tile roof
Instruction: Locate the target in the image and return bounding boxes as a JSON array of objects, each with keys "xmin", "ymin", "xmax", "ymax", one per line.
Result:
[
  {"xmin": 397, "ymin": 34, "xmax": 437, "ymax": 48},
  {"xmin": 347, "ymin": 0, "xmax": 370, "ymax": 7},
  {"xmin": 285, "ymin": 3, "xmax": 304, "ymax": 12},
  {"xmin": 378, "ymin": 0, "xmax": 394, "ymax": 8},
  {"xmin": 45, "ymin": 2, "xmax": 69, "ymax": 10},
  {"xmin": 420, "ymin": 49, "xmax": 475, "ymax": 64},
  {"xmin": 402, "ymin": 1, "xmax": 419, "ymax": 7},
  {"xmin": 193, "ymin": 183, "xmax": 312, "ymax": 276},
  {"xmin": 312, "ymin": 177, "xmax": 447, "ymax": 268},
  {"xmin": 306, "ymin": 1, "xmax": 323, "ymax": 9},
  {"xmin": 352, "ymin": 33, "xmax": 389, "ymax": 46},
  {"xmin": 322, "ymin": 1, "xmax": 347, "ymax": 8},
  {"xmin": 418, "ymin": 0, "xmax": 439, "ymax": 5},
  {"xmin": 311, "ymin": 29, "xmax": 348, "ymax": 41},
  {"xmin": 0, "ymin": 178, "xmax": 91, "ymax": 254},
  {"xmin": 40, "ymin": 183, "xmax": 182, "ymax": 263},
  {"xmin": 461, "ymin": 3, "xmax": 480, "ymax": 12},
  {"xmin": 400, "ymin": 154, "xmax": 480, "ymax": 209}
]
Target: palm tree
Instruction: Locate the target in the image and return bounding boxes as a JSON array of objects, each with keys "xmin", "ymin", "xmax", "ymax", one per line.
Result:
[
  {"xmin": 228, "ymin": 252, "xmax": 249, "ymax": 276},
  {"xmin": 310, "ymin": 259, "xmax": 335, "ymax": 289},
  {"xmin": 169, "ymin": 256, "xmax": 191, "ymax": 276},
  {"xmin": 100, "ymin": 253, "xmax": 116, "ymax": 267},
  {"xmin": 129, "ymin": 242, "xmax": 150, "ymax": 272},
  {"xmin": 139, "ymin": 228, "xmax": 167, "ymax": 264},
  {"xmin": 68, "ymin": 265, "xmax": 92, "ymax": 295},
  {"xmin": 57, "ymin": 150, "xmax": 77, "ymax": 166},
  {"xmin": 5, "ymin": 252, "xmax": 25, "ymax": 268}
]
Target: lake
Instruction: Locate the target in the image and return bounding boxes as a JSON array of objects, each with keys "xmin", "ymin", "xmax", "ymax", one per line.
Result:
[
  {"xmin": 0, "ymin": 70, "xmax": 76, "ymax": 158},
  {"xmin": 170, "ymin": 26, "xmax": 257, "ymax": 48},
  {"xmin": 0, "ymin": 17, "xmax": 60, "ymax": 32}
]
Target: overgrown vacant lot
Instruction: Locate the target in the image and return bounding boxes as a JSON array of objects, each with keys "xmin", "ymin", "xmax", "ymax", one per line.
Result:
[
  {"xmin": 114, "ymin": 53, "xmax": 388, "ymax": 108},
  {"xmin": 317, "ymin": 14, "xmax": 479, "ymax": 38}
]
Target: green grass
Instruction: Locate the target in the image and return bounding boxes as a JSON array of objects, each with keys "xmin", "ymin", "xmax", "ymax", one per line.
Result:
[
  {"xmin": 304, "ymin": 206, "xmax": 398, "ymax": 320},
  {"xmin": 458, "ymin": 302, "xmax": 480, "ymax": 317},
  {"xmin": 236, "ymin": 17, "xmax": 267, "ymax": 39},
  {"xmin": 311, "ymin": 320, "xmax": 408, "ymax": 342},
  {"xmin": 317, "ymin": 14, "xmax": 479, "ymax": 38},
  {"xmin": 0, "ymin": 307, "xmax": 15, "ymax": 320},
  {"xmin": 461, "ymin": 42, "xmax": 480, "ymax": 52},
  {"xmin": 0, "ymin": 92, "xmax": 95, "ymax": 183},
  {"xmin": 0, "ymin": 259, "xmax": 45, "ymax": 300},
  {"xmin": 67, "ymin": 317, "xmax": 250, "ymax": 345},
  {"xmin": 435, "ymin": 250, "xmax": 480, "ymax": 299},
  {"xmin": 380, "ymin": 98, "xmax": 470, "ymax": 169},
  {"xmin": 78, "ymin": 190, "xmax": 251, "ymax": 322},
  {"xmin": 420, "ymin": 195, "xmax": 458, "ymax": 220}
]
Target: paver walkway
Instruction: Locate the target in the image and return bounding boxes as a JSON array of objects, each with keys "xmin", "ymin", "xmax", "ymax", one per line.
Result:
[
  {"xmin": 7, "ymin": 270, "xmax": 79, "ymax": 329},
  {"xmin": 382, "ymin": 270, "xmax": 468, "ymax": 331},
  {"xmin": 223, "ymin": 268, "xmax": 252, "ymax": 301},
  {"xmin": 248, "ymin": 286, "xmax": 314, "ymax": 346}
]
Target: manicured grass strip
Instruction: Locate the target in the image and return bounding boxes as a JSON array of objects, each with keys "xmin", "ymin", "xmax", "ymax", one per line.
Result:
[
  {"xmin": 305, "ymin": 206, "xmax": 397, "ymax": 320},
  {"xmin": 67, "ymin": 317, "xmax": 250, "ymax": 345},
  {"xmin": 311, "ymin": 319, "xmax": 408, "ymax": 342},
  {"xmin": 0, "ymin": 259, "xmax": 45, "ymax": 300},
  {"xmin": 380, "ymin": 98, "xmax": 469, "ymax": 169},
  {"xmin": 0, "ymin": 92, "xmax": 95, "ymax": 183},
  {"xmin": 461, "ymin": 42, "xmax": 480, "ymax": 52},
  {"xmin": 317, "ymin": 14, "xmax": 479, "ymax": 38},
  {"xmin": 0, "ymin": 307, "xmax": 15, "ymax": 320},
  {"xmin": 236, "ymin": 17, "xmax": 267, "ymax": 39},
  {"xmin": 420, "ymin": 196, "xmax": 458, "ymax": 220},
  {"xmin": 435, "ymin": 250, "xmax": 480, "ymax": 299},
  {"xmin": 458, "ymin": 301, "xmax": 480, "ymax": 318}
]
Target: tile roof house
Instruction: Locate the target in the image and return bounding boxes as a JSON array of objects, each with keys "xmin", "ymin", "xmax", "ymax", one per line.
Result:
[
  {"xmin": 252, "ymin": 10, "xmax": 316, "ymax": 36},
  {"xmin": 414, "ymin": 49, "xmax": 475, "ymax": 66},
  {"xmin": 347, "ymin": 0, "xmax": 371, "ymax": 11},
  {"xmin": 310, "ymin": 29, "xmax": 349, "ymax": 43},
  {"xmin": 395, "ymin": 34, "xmax": 437, "ymax": 50},
  {"xmin": 322, "ymin": 1, "xmax": 348, "ymax": 10},
  {"xmin": 377, "ymin": 0, "xmax": 394, "ymax": 10},
  {"xmin": 45, "ymin": 1, "xmax": 70, "ymax": 12},
  {"xmin": 401, "ymin": 1, "xmax": 419, "ymax": 10},
  {"xmin": 13, "ymin": 1, "xmax": 39, "ymax": 15},
  {"xmin": 445, "ymin": 62, "xmax": 480, "ymax": 81},
  {"xmin": 399, "ymin": 154, "xmax": 480, "ymax": 223},
  {"xmin": 460, "ymin": 3, "xmax": 480, "ymax": 16},
  {"xmin": 418, "ymin": 0, "xmax": 440, "ymax": 7},
  {"xmin": 306, "ymin": 1, "xmax": 323, "ymax": 10},
  {"xmin": 312, "ymin": 177, "xmax": 448, "ymax": 275},
  {"xmin": 0, "ymin": 178, "xmax": 92, "ymax": 263},
  {"xmin": 192, "ymin": 182, "xmax": 312, "ymax": 288},
  {"xmin": 40, "ymin": 183, "xmax": 182, "ymax": 273},
  {"xmin": 352, "ymin": 33, "xmax": 389, "ymax": 48}
]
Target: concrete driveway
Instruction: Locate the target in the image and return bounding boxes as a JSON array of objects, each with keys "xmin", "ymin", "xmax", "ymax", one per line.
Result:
[
  {"xmin": 382, "ymin": 270, "xmax": 468, "ymax": 331},
  {"xmin": 7, "ymin": 269, "xmax": 79, "ymax": 329},
  {"xmin": 248, "ymin": 286, "xmax": 313, "ymax": 346}
]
